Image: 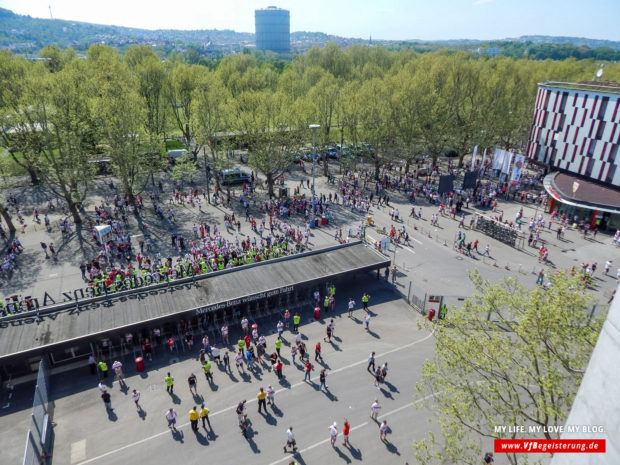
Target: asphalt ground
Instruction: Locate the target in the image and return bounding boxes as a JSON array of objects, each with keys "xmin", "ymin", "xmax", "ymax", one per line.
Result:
[{"xmin": 36, "ymin": 276, "xmax": 437, "ymax": 465}]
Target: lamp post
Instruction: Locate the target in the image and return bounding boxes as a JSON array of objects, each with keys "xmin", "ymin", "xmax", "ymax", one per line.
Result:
[{"xmin": 309, "ymin": 124, "xmax": 320, "ymax": 210}]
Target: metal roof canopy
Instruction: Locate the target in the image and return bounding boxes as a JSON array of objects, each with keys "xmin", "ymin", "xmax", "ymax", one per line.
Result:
[{"xmin": 0, "ymin": 242, "xmax": 390, "ymax": 362}]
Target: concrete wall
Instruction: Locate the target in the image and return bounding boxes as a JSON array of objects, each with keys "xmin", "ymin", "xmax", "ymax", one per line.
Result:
[{"xmin": 551, "ymin": 284, "xmax": 619, "ymax": 464}]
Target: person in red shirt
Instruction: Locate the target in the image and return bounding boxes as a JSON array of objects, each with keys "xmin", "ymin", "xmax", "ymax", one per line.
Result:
[
  {"xmin": 315, "ymin": 342, "xmax": 322, "ymax": 362},
  {"xmin": 304, "ymin": 360, "xmax": 312, "ymax": 382},
  {"xmin": 275, "ymin": 360, "xmax": 283, "ymax": 379},
  {"xmin": 244, "ymin": 334, "xmax": 251, "ymax": 349},
  {"xmin": 342, "ymin": 418, "xmax": 350, "ymax": 446}
]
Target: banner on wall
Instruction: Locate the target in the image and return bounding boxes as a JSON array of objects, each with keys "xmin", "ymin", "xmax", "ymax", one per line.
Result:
[{"xmin": 510, "ymin": 154, "xmax": 525, "ymax": 185}]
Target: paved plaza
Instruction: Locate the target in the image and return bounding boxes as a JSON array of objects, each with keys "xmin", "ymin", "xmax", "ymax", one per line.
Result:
[{"xmin": 1, "ymin": 157, "xmax": 618, "ymax": 465}]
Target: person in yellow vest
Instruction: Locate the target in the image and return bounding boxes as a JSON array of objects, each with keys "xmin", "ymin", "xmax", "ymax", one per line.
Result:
[
  {"xmin": 165, "ymin": 372, "xmax": 174, "ymax": 394},
  {"xmin": 203, "ymin": 361, "xmax": 213, "ymax": 382},
  {"xmin": 293, "ymin": 313, "xmax": 301, "ymax": 333},
  {"xmin": 98, "ymin": 360, "xmax": 108, "ymax": 378},
  {"xmin": 189, "ymin": 406, "xmax": 199, "ymax": 431},
  {"xmin": 275, "ymin": 338, "xmax": 282, "ymax": 358},
  {"xmin": 362, "ymin": 293, "xmax": 370, "ymax": 311},
  {"xmin": 324, "ymin": 296, "xmax": 329, "ymax": 313},
  {"xmin": 199, "ymin": 403, "xmax": 211, "ymax": 428}
]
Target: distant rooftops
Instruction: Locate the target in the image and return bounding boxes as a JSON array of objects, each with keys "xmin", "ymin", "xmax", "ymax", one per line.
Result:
[{"xmin": 540, "ymin": 80, "xmax": 620, "ymax": 95}]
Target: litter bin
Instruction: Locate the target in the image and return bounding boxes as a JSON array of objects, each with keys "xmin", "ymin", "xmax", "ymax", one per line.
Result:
[
  {"xmin": 309, "ymin": 220, "xmax": 315, "ymax": 229},
  {"xmin": 321, "ymin": 215, "xmax": 326, "ymax": 226},
  {"xmin": 135, "ymin": 356, "xmax": 145, "ymax": 372},
  {"xmin": 314, "ymin": 306, "xmax": 321, "ymax": 320},
  {"xmin": 314, "ymin": 218, "xmax": 319, "ymax": 228}
]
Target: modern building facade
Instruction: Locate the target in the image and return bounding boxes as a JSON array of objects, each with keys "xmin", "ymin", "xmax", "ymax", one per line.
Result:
[
  {"xmin": 526, "ymin": 81, "xmax": 620, "ymax": 229},
  {"xmin": 255, "ymin": 6, "xmax": 290, "ymax": 54}
]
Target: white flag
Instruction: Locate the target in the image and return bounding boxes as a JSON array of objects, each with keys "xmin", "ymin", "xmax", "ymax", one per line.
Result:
[{"xmin": 471, "ymin": 145, "xmax": 478, "ymax": 171}]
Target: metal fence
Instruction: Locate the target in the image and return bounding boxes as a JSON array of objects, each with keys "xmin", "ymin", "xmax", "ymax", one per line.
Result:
[{"xmin": 23, "ymin": 359, "xmax": 54, "ymax": 465}]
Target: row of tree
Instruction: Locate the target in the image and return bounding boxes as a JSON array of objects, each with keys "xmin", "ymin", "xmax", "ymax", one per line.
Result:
[{"xmin": 2, "ymin": 43, "xmax": 620, "ymax": 228}]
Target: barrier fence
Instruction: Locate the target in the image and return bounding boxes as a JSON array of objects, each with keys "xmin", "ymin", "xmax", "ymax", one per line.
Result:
[{"xmin": 23, "ymin": 359, "xmax": 54, "ymax": 465}]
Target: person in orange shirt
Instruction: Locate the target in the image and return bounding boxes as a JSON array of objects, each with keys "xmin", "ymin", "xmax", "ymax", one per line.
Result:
[{"xmin": 342, "ymin": 418, "xmax": 350, "ymax": 446}]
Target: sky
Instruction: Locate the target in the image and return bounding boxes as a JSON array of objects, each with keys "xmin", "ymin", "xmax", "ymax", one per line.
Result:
[{"xmin": 1, "ymin": 0, "xmax": 620, "ymax": 42}]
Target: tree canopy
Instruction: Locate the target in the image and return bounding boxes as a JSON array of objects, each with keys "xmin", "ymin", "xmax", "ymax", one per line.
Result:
[{"xmin": 414, "ymin": 270, "xmax": 606, "ymax": 465}]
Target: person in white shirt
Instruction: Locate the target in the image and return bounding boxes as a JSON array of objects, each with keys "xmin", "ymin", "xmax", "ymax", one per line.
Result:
[
  {"xmin": 284, "ymin": 426, "xmax": 297, "ymax": 452},
  {"xmin": 371, "ymin": 399, "xmax": 382, "ymax": 420},
  {"xmin": 165, "ymin": 408, "xmax": 177, "ymax": 430},
  {"xmin": 266, "ymin": 385, "xmax": 276, "ymax": 405},
  {"xmin": 328, "ymin": 422, "xmax": 338, "ymax": 446}
]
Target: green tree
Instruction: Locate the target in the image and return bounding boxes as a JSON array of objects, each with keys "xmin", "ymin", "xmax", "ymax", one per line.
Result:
[
  {"xmin": 233, "ymin": 90, "xmax": 295, "ymax": 198},
  {"xmin": 169, "ymin": 153, "xmax": 197, "ymax": 182},
  {"xmin": 0, "ymin": 51, "xmax": 43, "ymax": 185},
  {"xmin": 414, "ymin": 270, "xmax": 604, "ymax": 465},
  {"xmin": 125, "ymin": 45, "xmax": 168, "ymax": 146},
  {"xmin": 166, "ymin": 62, "xmax": 208, "ymax": 159},
  {"xmin": 37, "ymin": 59, "xmax": 96, "ymax": 224},
  {"xmin": 191, "ymin": 71, "xmax": 231, "ymax": 190},
  {"xmin": 305, "ymin": 74, "xmax": 341, "ymax": 176},
  {"xmin": 89, "ymin": 45, "xmax": 157, "ymax": 203}
]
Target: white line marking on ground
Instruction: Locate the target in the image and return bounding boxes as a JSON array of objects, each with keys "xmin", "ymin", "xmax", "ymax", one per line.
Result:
[
  {"xmin": 412, "ymin": 238, "xmax": 422, "ymax": 245},
  {"xmin": 49, "ymin": 273, "xmax": 58, "ymax": 278},
  {"xmin": 70, "ymin": 439, "xmax": 86, "ymax": 464},
  {"xmin": 400, "ymin": 245, "xmax": 416, "ymax": 255},
  {"xmin": 76, "ymin": 330, "xmax": 435, "ymax": 465},
  {"xmin": 266, "ymin": 392, "xmax": 438, "ymax": 465}
]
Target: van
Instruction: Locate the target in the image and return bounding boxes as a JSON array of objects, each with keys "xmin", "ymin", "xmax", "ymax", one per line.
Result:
[{"xmin": 219, "ymin": 168, "xmax": 251, "ymax": 185}]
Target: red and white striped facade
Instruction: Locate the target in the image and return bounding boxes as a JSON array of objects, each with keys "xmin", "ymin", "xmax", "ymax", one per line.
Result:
[{"xmin": 526, "ymin": 81, "xmax": 620, "ymax": 187}]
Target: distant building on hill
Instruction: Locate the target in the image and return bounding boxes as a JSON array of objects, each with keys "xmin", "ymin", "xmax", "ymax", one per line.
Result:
[{"xmin": 255, "ymin": 6, "xmax": 290, "ymax": 54}]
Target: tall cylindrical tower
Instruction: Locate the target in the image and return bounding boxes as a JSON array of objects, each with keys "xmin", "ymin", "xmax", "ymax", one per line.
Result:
[{"xmin": 255, "ymin": 6, "xmax": 290, "ymax": 54}]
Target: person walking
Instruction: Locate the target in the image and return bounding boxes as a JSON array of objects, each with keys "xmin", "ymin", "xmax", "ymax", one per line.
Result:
[
  {"xmin": 374, "ymin": 366, "xmax": 383, "ymax": 388},
  {"xmin": 293, "ymin": 312, "xmax": 301, "ymax": 333},
  {"xmin": 329, "ymin": 422, "xmax": 338, "ymax": 447},
  {"xmin": 319, "ymin": 369, "xmax": 328, "ymax": 391},
  {"xmin": 348, "ymin": 298, "xmax": 355, "ymax": 317},
  {"xmin": 304, "ymin": 360, "xmax": 313, "ymax": 382},
  {"xmin": 132, "ymin": 389, "xmax": 141, "ymax": 410},
  {"xmin": 315, "ymin": 342, "xmax": 323, "ymax": 362},
  {"xmin": 298, "ymin": 341, "xmax": 306, "ymax": 361},
  {"xmin": 236, "ymin": 400, "xmax": 247, "ymax": 425},
  {"xmin": 380, "ymin": 362, "xmax": 388, "ymax": 382},
  {"xmin": 275, "ymin": 359, "xmax": 283, "ymax": 379},
  {"xmin": 223, "ymin": 351, "xmax": 230, "ymax": 372},
  {"xmin": 371, "ymin": 399, "xmax": 382, "ymax": 420},
  {"xmin": 199, "ymin": 403, "xmax": 211, "ymax": 429},
  {"xmin": 101, "ymin": 391, "xmax": 112, "ymax": 411},
  {"xmin": 88, "ymin": 355, "xmax": 97, "ymax": 375},
  {"xmin": 165, "ymin": 408, "xmax": 177, "ymax": 431},
  {"xmin": 342, "ymin": 418, "xmax": 350, "ymax": 446},
  {"xmin": 368, "ymin": 352, "xmax": 376, "ymax": 372},
  {"xmin": 165, "ymin": 372, "xmax": 174, "ymax": 394},
  {"xmin": 275, "ymin": 337, "xmax": 282, "ymax": 358},
  {"xmin": 188, "ymin": 373, "xmax": 198, "ymax": 394},
  {"xmin": 379, "ymin": 420, "xmax": 388, "ymax": 441},
  {"xmin": 266, "ymin": 385, "xmax": 276, "ymax": 405},
  {"xmin": 112, "ymin": 360, "xmax": 124, "ymax": 385},
  {"xmin": 98, "ymin": 381, "xmax": 107, "ymax": 394},
  {"xmin": 364, "ymin": 312, "xmax": 371, "ymax": 330},
  {"xmin": 284, "ymin": 426, "xmax": 297, "ymax": 453},
  {"xmin": 203, "ymin": 360, "xmax": 213, "ymax": 382},
  {"xmin": 290, "ymin": 344, "xmax": 297, "ymax": 365},
  {"xmin": 221, "ymin": 324, "xmax": 229, "ymax": 345},
  {"xmin": 362, "ymin": 293, "xmax": 370, "ymax": 311},
  {"xmin": 257, "ymin": 387, "xmax": 267, "ymax": 414},
  {"xmin": 189, "ymin": 406, "xmax": 199, "ymax": 431}
]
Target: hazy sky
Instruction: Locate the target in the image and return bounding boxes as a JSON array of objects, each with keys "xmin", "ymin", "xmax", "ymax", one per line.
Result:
[{"xmin": 2, "ymin": 0, "xmax": 619, "ymax": 41}]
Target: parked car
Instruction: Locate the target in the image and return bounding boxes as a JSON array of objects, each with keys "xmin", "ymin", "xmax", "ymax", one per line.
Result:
[
  {"xmin": 218, "ymin": 168, "xmax": 251, "ymax": 185},
  {"xmin": 326, "ymin": 147, "xmax": 339, "ymax": 159}
]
